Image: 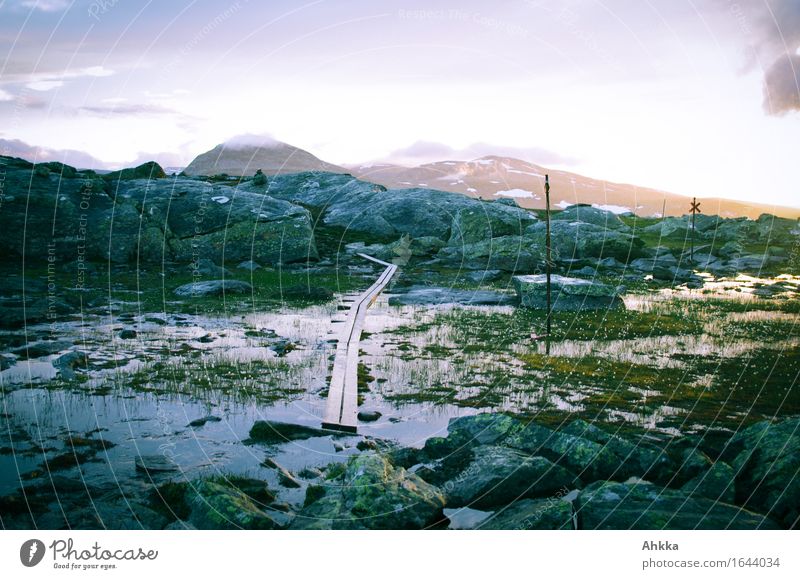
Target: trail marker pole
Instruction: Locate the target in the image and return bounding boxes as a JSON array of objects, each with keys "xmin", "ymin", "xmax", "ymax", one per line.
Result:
[
  {"xmin": 690, "ymin": 197, "xmax": 701, "ymax": 261},
  {"xmin": 545, "ymin": 174, "xmax": 552, "ymax": 340}
]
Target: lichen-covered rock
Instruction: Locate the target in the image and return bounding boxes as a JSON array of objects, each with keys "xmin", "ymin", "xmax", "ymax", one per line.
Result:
[
  {"xmin": 290, "ymin": 453, "xmax": 446, "ymax": 529},
  {"xmin": 448, "ymin": 204, "xmax": 536, "ymax": 245},
  {"xmin": 725, "ymin": 418, "xmax": 800, "ymax": 528},
  {"xmin": 444, "ymin": 445, "xmax": 580, "ymax": 509},
  {"xmin": 187, "ymin": 480, "xmax": 282, "ymax": 530},
  {"xmin": 562, "ymin": 420, "xmax": 673, "ymax": 483},
  {"xmin": 576, "ymin": 480, "xmax": 780, "ymax": 529},
  {"xmin": 505, "ymin": 422, "xmax": 621, "ymax": 483},
  {"xmin": 681, "ymin": 461, "xmax": 735, "ymax": 503},
  {"xmin": 436, "ymin": 235, "xmax": 545, "ymax": 272},
  {"xmin": 552, "ymin": 204, "xmax": 630, "ymax": 231}
]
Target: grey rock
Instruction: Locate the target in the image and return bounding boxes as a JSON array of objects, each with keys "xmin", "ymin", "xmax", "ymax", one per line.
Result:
[
  {"xmin": 576, "ymin": 480, "xmax": 779, "ymax": 529},
  {"xmin": 682, "ymin": 461, "xmax": 736, "ymax": 503},
  {"xmin": 388, "ymin": 286, "xmax": 514, "ymax": 306},
  {"xmin": 187, "ymin": 480, "xmax": 282, "ymax": 530},
  {"xmin": 444, "ymin": 445, "xmax": 580, "ymax": 509},
  {"xmin": 513, "ymin": 274, "xmax": 624, "ymax": 310},
  {"xmin": 479, "ymin": 498, "xmax": 574, "ymax": 530},
  {"xmin": 725, "ymin": 418, "xmax": 800, "ymax": 528},
  {"xmin": 289, "ymin": 453, "xmax": 446, "ymax": 529},
  {"xmin": 134, "ymin": 454, "xmax": 178, "ymax": 474},
  {"xmin": 357, "ymin": 410, "xmax": 382, "ymax": 422},
  {"xmin": 249, "ymin": 420, "xmax": 342, "ymax": 444},
  {"xmin": 173, "ymin": 279, "xmax": 252, "ymax": 297}
]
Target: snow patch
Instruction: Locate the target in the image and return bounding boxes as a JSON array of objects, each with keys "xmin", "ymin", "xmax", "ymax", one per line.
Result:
[
  {"xmin": 211, "ymin": 196, "xmax": 230, "ymax": 204},
  {"xmin": 591, "ymin": 203, "xmax": 632, "ymax": 215},
  {"xmin": 495, "ymin": 188, "xmax": 538, "ymax": 199}
]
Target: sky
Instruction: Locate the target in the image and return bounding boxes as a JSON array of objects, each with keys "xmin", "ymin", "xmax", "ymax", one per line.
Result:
[{"xmin": 0, "ymin": 0, "xmax": 798, "ymax": 207}]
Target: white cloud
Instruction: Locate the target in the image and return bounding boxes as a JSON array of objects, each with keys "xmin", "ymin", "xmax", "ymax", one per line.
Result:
[
  {"xmin": 14, "ymin": 65, "xmax": 114, "ymax": 92},
  {"xmin": 0, "ymin": 89, "xmax": 14, "ymax": 102},
  {"xmin": 20, "ymin": 0, "xmax": 70, "ymax": 12},
  {"xmin": 26, "ymin": 80, "xmax": 64, "ymax": 91}
]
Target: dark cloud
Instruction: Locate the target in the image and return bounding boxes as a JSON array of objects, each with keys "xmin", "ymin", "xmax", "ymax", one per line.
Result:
[
  {"xmin": 763, "ymin": 53, "xmax": 800, "ymax": 115},
  {"xmin": 734, "ymin": 0, "xmax": 800, "ymax": 114},
  {"xmin": 386, "ymin": 140, "xmax": 577, "ymax": 166}
]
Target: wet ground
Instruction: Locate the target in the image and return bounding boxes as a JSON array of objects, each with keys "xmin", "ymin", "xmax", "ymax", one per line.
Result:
[{"xmin": 0, "ymin": 271, "xmax": 797, "ymax": 527}]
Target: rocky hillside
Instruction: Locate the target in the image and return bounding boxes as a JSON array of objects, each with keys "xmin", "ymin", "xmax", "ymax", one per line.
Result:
[
  {"xmin": 350, "ymin": 156, "xmax": 800, "ymax": 220},
  {"xmin": 0, "ymin": 155, "xmax": 796, "ymax": 284},
  {"xmin": 184, "ymin": 140, "xmax": 346, "ymax": 176}
]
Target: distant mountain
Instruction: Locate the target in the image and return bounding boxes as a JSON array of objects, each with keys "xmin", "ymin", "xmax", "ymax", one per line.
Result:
[
  {"xmin": 349, "ymin": 156, "xmax": 800, "ymax": 220},
  {"xmin": 184, "ymin": 137, "xmax": 346, "ymax": 176},
  {"xmin": 0, "ymin": 138, "xmax": 107, "ymax": 170}
]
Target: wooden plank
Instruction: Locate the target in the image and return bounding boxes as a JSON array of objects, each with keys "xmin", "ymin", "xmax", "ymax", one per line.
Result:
[{"xmin": 321, "ymin": 255, "xmax": 397, "ymax": 432}]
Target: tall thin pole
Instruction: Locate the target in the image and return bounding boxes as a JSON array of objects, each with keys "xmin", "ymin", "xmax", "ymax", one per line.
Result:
[
  {"xmin": 545, "ymin": 174, "xmax": 552, "ymax": 339},
  {"xmin": 690, "ymin": 197, "xmax": 697, "ymax": 261}
]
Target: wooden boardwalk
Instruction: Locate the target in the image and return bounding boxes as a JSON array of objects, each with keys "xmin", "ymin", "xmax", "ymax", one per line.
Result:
[{"xmin": 321, "ymin": 254, "xmax": 397, "ymax": 433}]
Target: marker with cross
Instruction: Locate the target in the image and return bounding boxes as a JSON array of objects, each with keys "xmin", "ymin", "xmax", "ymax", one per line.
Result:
[{"xmin": 690, "ymin": 197, "xmax": 701, "ymax": 261}]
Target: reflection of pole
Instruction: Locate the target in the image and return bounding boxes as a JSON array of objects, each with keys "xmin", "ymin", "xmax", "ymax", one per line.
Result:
[{"xmin": 545, "ymin": 174, "xmax": 552, "ymax": 340}]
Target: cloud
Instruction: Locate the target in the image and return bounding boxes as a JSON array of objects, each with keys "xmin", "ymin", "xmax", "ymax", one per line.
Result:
[
  {"xmin": 763, "ymin": 53, "xmax": 800, "ymax": 114},
  {"xmin": 729, "ymin": 0, "xmax": 800, "ymax": 115},
  {"xmin": 4, "ymin": 65, "xmax": 114, "ymax": 92},
  {"xmin": 0, "ymin": 138, "xmax": 108, "ymax": 168},
  {"xmin": 383, "ymin": 140, "xmax": 578, "ymax": 166},
  {"xmin": 79, "ymin": 103, "xmax": 178, "ymax": 116},
  {"xmin": 223, "ymin": 133, "xmax": 281, "ymax": 150},
  {"xmin": 0, "ymin": 89, "xmax": 14, "ymax": 102},
  {"xmin": 19, "ymin": 0, "xmax": 71, "ymax": 11}
]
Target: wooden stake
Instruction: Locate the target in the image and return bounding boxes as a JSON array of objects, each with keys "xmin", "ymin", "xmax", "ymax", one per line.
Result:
[{"xmin": 545, "ymin": 174, "xmax": 552, "ymax": 340}]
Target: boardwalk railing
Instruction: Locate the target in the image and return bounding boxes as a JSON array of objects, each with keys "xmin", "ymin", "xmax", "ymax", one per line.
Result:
[{"xmin": 321, "ymin": 254, "xmax": 398, "ymax": 432}]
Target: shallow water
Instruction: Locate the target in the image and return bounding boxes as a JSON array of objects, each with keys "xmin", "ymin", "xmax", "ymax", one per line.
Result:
[{"xmin": 0, "ymin": 273, "xmax": 797, "ymax": 518}]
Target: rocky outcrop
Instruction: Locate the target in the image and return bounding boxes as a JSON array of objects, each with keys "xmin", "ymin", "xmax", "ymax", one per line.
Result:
[
  {"xmin": 513, "ymin": 274, "xmax": 624, "ymax": 310},
  {"xmin": 723, "ymin": 418, "xmax": 800, "ymax": 528},
  {"xmin": 0, "ymin": 156, "xmax": 317, "ymax": 267},
  {"xmin": 290, "ymin": 453, "xmax": 446, "ymax": 529},
  {"xmin": 576, "ymin": 480, "xmax": 779, "ymax": 530}
]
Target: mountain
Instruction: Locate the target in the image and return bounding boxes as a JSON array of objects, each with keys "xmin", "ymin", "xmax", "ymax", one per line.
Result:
[
  {"xmin": 184, "ymin": 138, "xmax": 347, "ymax": 176},
  {"xmin": 0, "ymin": 138, "xmax": 107, "ymax": 170},
  {"xmin": 349, "ymin": 156, "xmax": 800, "ymax": 220}
]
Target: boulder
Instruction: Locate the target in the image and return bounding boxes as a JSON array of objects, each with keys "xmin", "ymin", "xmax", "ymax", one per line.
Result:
[
  {"xmin": 479, "ymin": 498, "xmax": 574, "ymax": 530},
  {"xmin": 436, "ymin": 235, "xmax": 545, "ymax": 272},
  {"xmin": 512, "ymin": 274, "xmax": 624, "ymax": 310},
  {"xmin": 725, "ymin": 418, "xmax": 800, "ymax": 528},
  {"xmin": 448, "ymin": 204, "xmax": 536, "ymax": 245},
  {"xmin": 552, "ymin": 204, "xmax": 629, "ymax": 231},
  {"xmin": 387, "ymin": 286, "xmax": 514, "ymax": 306},
  {"xmin": 526, "ymin": 221, "xmax": 646, "ymax": 263},
  {"xmin": 576, "ymin": 480, "xmax": 779, "ymax": 529},
  {"xmin": 290, "ymin": 453, "xmax": 446, "ymax": 529},
  {"xmin": 443, "ymin": 445, "xmax": 580, "ymax": 509},
  {"xmin": 505, "ymin": 422, "xmax": 622, "ymax": 483},
  {"xmin": 562, "ymin": 420, "xmax": 673, "ymax": 483},
  {"xmin": 187, "ymin": 480, "xmax": 282, "ymax": 530},
  {"xmin": 248, "ymin": 420, "xmax": 341, "ymax": 444},
  {"xmin": 173, "ymin": 280, "xmax": 252, "ymax": 297},
  {"xmin": 681, "ymin": 461, "xmax": 736, "ymax": 503}
]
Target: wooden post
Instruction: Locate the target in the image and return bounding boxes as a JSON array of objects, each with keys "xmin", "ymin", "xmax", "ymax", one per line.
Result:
[
  {"xmin": 545, "ymin": 174, "xmax": 552, "ymax": 339},
  {"xmin": 689, "ymin": 197, "xmax": 701, "ymax": 262}
]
